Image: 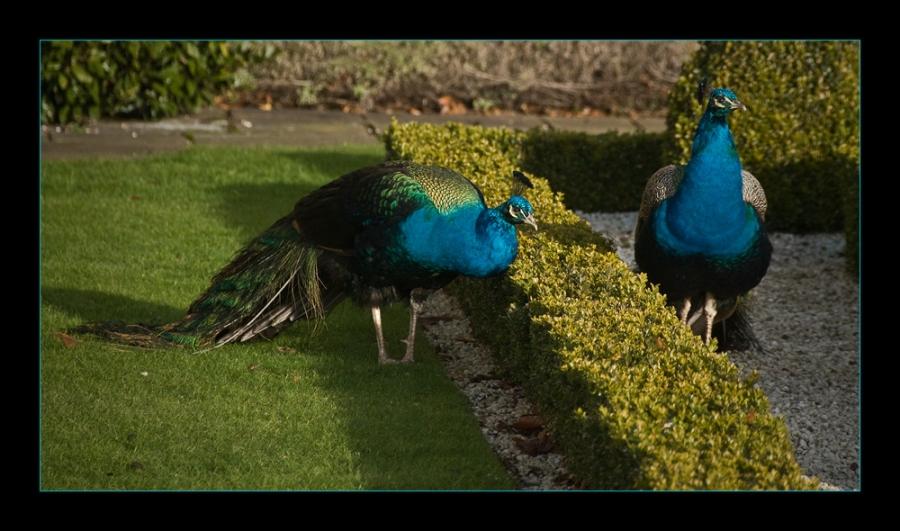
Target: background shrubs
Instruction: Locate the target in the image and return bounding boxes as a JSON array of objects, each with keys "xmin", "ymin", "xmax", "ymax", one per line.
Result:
[
  {"xmin": 243, "ymin": 41, "xmax": 698, "ymax": 116},
  {"xmin": 385, "ymin": 120, "xmax": 815, "ymax": 489},
  {"xmin": 41, "ymin": 41, "xmax": 274, "ymax": 124},
  {"xmin": 520, "ymin": 129, "xmax": 667, "ymax": 212}
]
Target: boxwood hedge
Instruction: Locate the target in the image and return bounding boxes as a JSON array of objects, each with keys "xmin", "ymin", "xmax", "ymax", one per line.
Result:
[
  {"xmin": 519, "ymin": 129, "xmax": 667, "ymax": 213},
  {"xmin": 385, "ymin": 119, "xmax": 815, "ymax": 490}
]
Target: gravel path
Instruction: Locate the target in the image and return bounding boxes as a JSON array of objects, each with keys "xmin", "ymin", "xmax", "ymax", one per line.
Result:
[
  {"xmin": 420, "ymin": 291, "xmax": 579, "ymax": 490},
  {"xmin": 577, "ymin": 210, "xmax": 860, "ymax": 490}
]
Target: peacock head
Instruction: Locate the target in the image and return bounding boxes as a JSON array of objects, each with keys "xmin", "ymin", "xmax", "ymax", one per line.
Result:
[
  {"xmin": 706, "ymin": 87, "xmax": 747, "ymax": 117},
  {"xmin": 503, "ymin": 195, "xmax": 537, "ymax": 231}
]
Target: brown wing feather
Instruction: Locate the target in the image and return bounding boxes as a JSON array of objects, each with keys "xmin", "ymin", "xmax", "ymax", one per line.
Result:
[
  {"xmin": 741, "ymin": 170, "xmax": 767, "ymax": 221},
  {"xmin": 635, "ymin": 164, "xmax": 683, "ymax": 240}
]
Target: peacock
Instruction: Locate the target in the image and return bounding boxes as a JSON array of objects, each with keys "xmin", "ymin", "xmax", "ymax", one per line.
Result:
[
  {"xmin": 73, "ymin": 161, "xmax": 537, "ymax": 364},
  {"xmin": 633, "ymin": 87, "xmax": 771, "ymax": 345}
]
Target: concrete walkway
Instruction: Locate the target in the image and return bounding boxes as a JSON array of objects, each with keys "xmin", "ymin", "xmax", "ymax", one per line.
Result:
[{"xmin": 40, "ymin": 107, "xmax": 665, "ymax": 160}]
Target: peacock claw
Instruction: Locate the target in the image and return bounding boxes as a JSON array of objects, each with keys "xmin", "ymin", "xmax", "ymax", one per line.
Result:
[{"xmin": 379, "ymin": 356, "xmax": 399, "ymax": 365}]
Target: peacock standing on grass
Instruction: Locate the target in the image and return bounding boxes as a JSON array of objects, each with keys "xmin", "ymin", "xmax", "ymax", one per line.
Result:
[
  {"xmin": 73, "ymin": 161, "xmax": 537, "ymax": 364},
  {"xmin": 634, "ymin": 87, "xmax": 771, "ymax": 345}
]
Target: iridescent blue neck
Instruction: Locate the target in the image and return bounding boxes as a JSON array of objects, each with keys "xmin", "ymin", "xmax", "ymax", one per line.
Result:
[{"xmin": 656, "ymin": 110, "xmax": 757, "ymax": 255}]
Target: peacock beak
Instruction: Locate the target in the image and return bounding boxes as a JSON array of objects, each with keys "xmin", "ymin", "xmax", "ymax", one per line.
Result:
[
  {"xmin": 523, "ymin": 213, "xmax": 538, "ymax": 231},
  {"xmin": 732, "ymin": 99, "xmax": 747, "ymax": 111}
]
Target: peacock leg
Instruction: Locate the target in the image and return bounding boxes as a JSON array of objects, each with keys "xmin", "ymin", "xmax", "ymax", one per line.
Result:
[
  {"xmin": 371, "ymin": 304, "xmax": 395, "ymax": 364},
  {"xmin": 678, "ymin": 297, "xmax": 692, "ymax": 323},
  {"xmin": 703, "ymin": 292, "xmax": 717, "ymax": 345},
  {"xmin": 686, "ymin": 306, "xmax": 704, "ymax": 327},
  {"xmin": 400, "ymin": 289, "xmax": 429, "ymax": 363}
]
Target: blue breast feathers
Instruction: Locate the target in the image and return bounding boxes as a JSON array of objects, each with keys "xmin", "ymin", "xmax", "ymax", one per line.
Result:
[
  {"xmin": 653, "ymin": 112, "xmax": 759, "ymax": 257},
  {"xmin": 398, "ymin": 204, "xmax": 519, "ymax": 278}
]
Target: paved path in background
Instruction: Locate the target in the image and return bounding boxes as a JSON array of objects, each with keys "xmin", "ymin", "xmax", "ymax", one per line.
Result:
[{"xmin": 40, "ymin": 108, "xmax": 665, "ymax": 160}]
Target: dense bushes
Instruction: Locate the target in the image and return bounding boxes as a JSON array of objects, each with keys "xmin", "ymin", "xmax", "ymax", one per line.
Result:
[
  {"xmin": 385, "ymin": 120, "xmax": 815, "ymax": 489},
  {"xmin": 665, "ymin": 41, "xmax": 859, "ymax": 234},
  {"xmin": 520, "ymin": 130, "xmax": 666, "ymax": 212},
  {"xmin": 246, "ymin": 41, "xmax": 698, "ymax": 115},
  {"xmin": 41, "ymin": 41, "xmax": 274, "ymax": 124}
]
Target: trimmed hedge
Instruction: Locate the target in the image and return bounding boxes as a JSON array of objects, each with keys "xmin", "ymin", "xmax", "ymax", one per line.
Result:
[
  {"xmin": 41, "ymin": 41, "xmax": 274, "ymax": 124},
  {"xmin": 520, "ymin": 130, "xmax": 667, "ymax": 212},
  {"xmin": 385, "ymin": 119, "xmax": 815, "ymax": 490},
  {"xmin": 666, "ymin": 41, "xmax": 859, "ymax": 234}
]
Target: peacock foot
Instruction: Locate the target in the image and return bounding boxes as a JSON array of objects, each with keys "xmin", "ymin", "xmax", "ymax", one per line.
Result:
[{"xmin": 399, "ymin": 338, "xmax": 415, "ymax": 363}]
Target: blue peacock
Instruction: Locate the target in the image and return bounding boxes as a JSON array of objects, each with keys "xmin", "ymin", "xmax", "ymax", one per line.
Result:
[
  {"xmin": 74, "ymin": 161, "xmax": 537, "ymax": 363},
  {"xmin": 634, "ymin": 87, "xmax": 771, "ymax": 345}
]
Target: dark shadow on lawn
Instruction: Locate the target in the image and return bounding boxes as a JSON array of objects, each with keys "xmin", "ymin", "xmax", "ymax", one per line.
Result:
[
  {"xmin": 214, "ymin": 149, "xmax": 384, "ymax": 239},
  {"xmin": 42, "ymin": 287, "xmax": 183, "ymax": 324},
  {"xmin": 285, "ymin": 299, "xmax": 516, "ymax": 490}
]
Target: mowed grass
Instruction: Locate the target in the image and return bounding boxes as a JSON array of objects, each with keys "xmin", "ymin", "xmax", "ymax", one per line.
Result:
[{"xmin": 40, "ymin": 145, "xmax": 516, "ymax": 490}]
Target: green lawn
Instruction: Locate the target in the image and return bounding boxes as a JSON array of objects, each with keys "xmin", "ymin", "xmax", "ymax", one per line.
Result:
[{"xmin": 40, "ymin": 145, "xmax": 516, "ymax": 490}]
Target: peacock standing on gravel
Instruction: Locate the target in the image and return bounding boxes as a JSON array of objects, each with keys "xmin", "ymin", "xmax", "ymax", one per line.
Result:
[
  {"xmin": 634, "ymin": 87, "xmax": 771, "ymax": 345},
  {"xmin": 73, "ymin": 161, "xmax": 537, "ymax": 364}
]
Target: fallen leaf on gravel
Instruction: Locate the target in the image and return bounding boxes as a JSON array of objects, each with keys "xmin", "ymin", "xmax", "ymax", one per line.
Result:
[
  {"xmin": 513, "ymin": 415, "xmax": 545, "ymax": 433},
  {"xmin": 513, "ymin": 432, "xmax": 555, "ymax": 456}
]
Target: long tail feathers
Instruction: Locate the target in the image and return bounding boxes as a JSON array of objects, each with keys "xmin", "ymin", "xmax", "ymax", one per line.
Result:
[{"xmin": 70, "ymin": 216, "xmax": 344, "ymax": 349}]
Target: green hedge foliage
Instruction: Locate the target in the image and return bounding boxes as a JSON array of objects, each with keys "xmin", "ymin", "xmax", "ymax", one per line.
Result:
[
  {"xmin": 520, "ymin": 130, "xmax": 667, "ymax": 212},
  {"xmin": 41, "ymin": 41, "xmax": 274, "ymax": 124},
  {"xmin": 665, "ymin": 41, "xmax": 859, "ymax": 233},
  {"xmin": 385, "ymin": 120, "xmax": 815, "ymax": 490}
]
